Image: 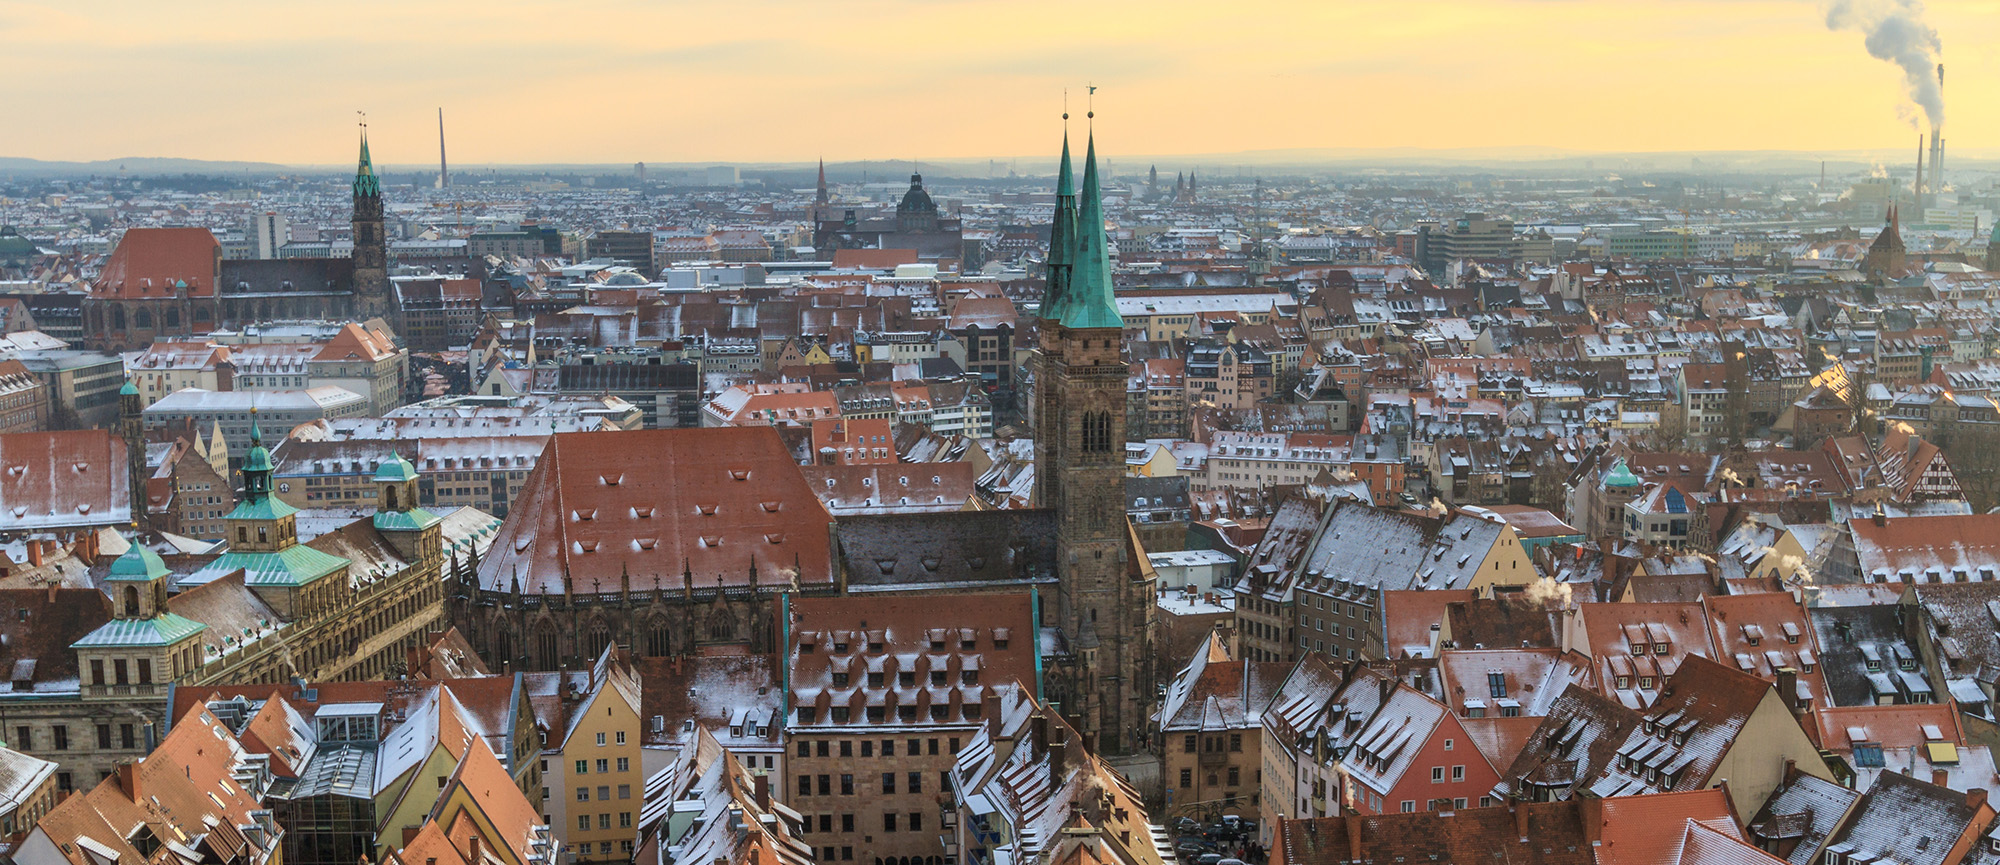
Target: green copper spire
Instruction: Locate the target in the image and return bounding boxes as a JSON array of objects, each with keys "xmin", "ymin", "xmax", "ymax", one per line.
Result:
[
  {"xmin": 1041, "ymin": 130, "xmax": 1078, "ymax": 321},
  {"xmin": 354, "ymin": 130, "xmax": 380, "ymax": 198},
  {"xmin": 1060, "ymin": 131, "xmax": 1123, "ymax": 331}
]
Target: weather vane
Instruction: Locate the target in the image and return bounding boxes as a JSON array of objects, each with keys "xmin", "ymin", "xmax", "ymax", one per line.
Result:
[{"xmin": 357, "ymin": 110, "xmax": 367, "ymax": 131}]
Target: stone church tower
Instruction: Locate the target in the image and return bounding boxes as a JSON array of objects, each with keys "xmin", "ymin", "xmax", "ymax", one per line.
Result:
[
  {"xmin": 351, "ymin": 129, "xmax": 393, "ymax": 322},
  {"xmin": 1034, "ymin": 123, "xmax": 1155, "ymax": 755}
]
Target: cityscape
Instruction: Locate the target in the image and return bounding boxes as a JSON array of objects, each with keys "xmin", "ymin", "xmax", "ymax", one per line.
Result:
[{"xmin": 1, "ymin": 3, "xmax": 2000, "ymax": 865}]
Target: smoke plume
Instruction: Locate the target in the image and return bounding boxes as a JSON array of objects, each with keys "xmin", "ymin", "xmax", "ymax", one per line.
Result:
[
  {"xmin": 1824, "ymin": 0, "xmax": 1945, "ymax": 129},
  {"xmin": 1525, "ymin": 576, "xmax": 1573, "ymax": 608}
]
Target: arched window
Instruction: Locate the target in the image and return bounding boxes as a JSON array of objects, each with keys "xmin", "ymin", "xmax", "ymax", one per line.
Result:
[
  {"xmin": 707, "ymin": 607, "xmax": 736, "ymax": 642},
  {"xmin": 534, "ymin": 620, "xmax": 559, "ymax": 669},
  {"xmin": 491, "ymin": 625, "xmax": 511, "ymax": 669},
  {"xmin": 135, "ymin": 308, "xmax": 154, "ymax": 330},
  {"xmin": 122, "ymin": 586, "xmax": 140, "ymax": 617},
  {"xmin": 586, "ymin": 619, "xmax": 612, "ymax": 660},
  {"xmin": 166, "ymin": 307, "xmax": 181, "ymax": 329},
  {"xmin": 385, "ymin": 486, "xmax": 399, "ymax": 510},
  {"xmin": 112, "ymin": 306, "xmax": 127, "ymax": 330},
  {"xmin": 647, "ymin": 617, "xmax": 672, "ymax": 657}
]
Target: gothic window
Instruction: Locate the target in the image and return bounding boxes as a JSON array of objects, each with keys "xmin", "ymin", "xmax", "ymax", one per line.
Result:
[
  {"xmin": 534, "ymin": 620, "xmax": 559, "ymax": 669},
  {"xmin": 491, "ymin": 625, "xmax": 511, "ymax": 667},
  {"xmin": 708, "ymin": 607, "xmax": 737, "ymax": 642},
  {"xmin": 111, "ymin": 306, "xmax": 126, "ymax": 330},
  {"xmin": 647, "ymin": 617, "xmax": 672, "ymax": 657},
  {"xmin": 1082, "ymin": 413, "xmax": 1113, "ymax": 453},
  {"xmin": 586, "ymin": 619, "xmax": 612, "ymax": 660},
  {"xmin": 165, "ymin": 308, "xmax": 180, "ymax": 329},
  {"xmin": 135, "ymin": 308, "xmax": 153, "ymax": 330}
]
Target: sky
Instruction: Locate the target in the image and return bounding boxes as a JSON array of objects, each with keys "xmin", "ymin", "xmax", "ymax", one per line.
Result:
[{"xmin": 2, "ymin": 0, "xmax": 1997, "ymax": 166}]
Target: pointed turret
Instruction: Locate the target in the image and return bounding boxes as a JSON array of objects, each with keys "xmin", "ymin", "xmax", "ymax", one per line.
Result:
[
  {"xmin": 354, "ymin": 131, "xmax": 381, "ymax": 199},
  {"xmin": 815, "ymin": 158, "xmax": 829, "ymax": 205},
  {"xmin": 1060, "ymin": 132, "xmax": 1123, "ymax": 331},
  {"xmin": 1041, "ymin": 132, "xmax": 1078, "ymax": 319}
]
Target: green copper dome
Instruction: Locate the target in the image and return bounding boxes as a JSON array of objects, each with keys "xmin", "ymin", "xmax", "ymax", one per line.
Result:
[
  {"xmin": 373, "ymin": 451, "xmax": 420, "ymax": 483},
  {"xmin": 106, "ymin": 541, "xmax": 169, "ymax": 583},
  {"xmin": 1602, "ymin": 457, "xmax": 1641, "ymax": 489},
  {"xmin": 119, "ymin": 379, "xmax": 138, "ymax": 396},
  {"xmin": 241, "ymin": 421, "xmax": 274, "ymax": 474}
]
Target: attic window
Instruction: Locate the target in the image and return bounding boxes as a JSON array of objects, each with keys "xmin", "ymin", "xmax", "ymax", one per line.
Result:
[
  {"xmin": 761, "ymin": 501, "xmax": 783, "ymax": 513},
  {"xmin": 695, "ymin": 503, "xmax": 718, "ymax": 516},
  {"xmin": 700, "ymin": 536, "xmax": 722, "ymax": 547},
  {"xmin": 637, "ymin": 538, "xmax": 657, "ymax": 551},
  {"xmin": 574, "ymin": 509, "xmax": 596, "ymax": 521},
  {"xmin": 601, "ymin": 474, "xmax": 622, "ymax": 486},
  {"xmin": 729, "ymin": 469, "xmax": 751, "ymax": 481},
  {"xmin": 765, "ymin": 533, "xmax": 785, "ymax": 544},
  {"xmin": 634, "ymin": 506, "xmax": 654, "ymax": 518},
  {"xmin": 576, "ymin": 540, "xmax": 599, "ymax": 553}
]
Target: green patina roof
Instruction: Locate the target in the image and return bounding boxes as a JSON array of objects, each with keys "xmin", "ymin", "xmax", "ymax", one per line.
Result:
[
  {"xmin": 105, "ymin": 543, "xmax": 168, "ymax": 583},
  {"xmin": 72, "ymin": 614, "xmax": 206, "ymax": 649},
  {"xmin": 1059, "ymin": 133, "xmax": 1124, "ymax": 331},
  {"xmin": 212, "ymin": 544, "xmax": 349, "ymax": 588},
  {"xmin": 119, "ymin": 379, "xmax": 138, "ymax": 396},
  {"xmin": 354, "ymin": 134, "xmax": 380, "ymax": 198},
  {"xmin": 374, "ymin": 507, "xmax": 441, "ymax": 533},
  {"xmin": 373, "ymin": 452, "xmax": 420, "ymax": 483},
  {"xmin": 1603, "ymin": 457, "xmax": 1641, "ymax": 489},
  {"xmin": 1040, "ymin": 132, "xmax": 1077, "ymax": 320},
  {"xmin": 225, "ymin": 494, "xmax": 298, "ymax": 522}
]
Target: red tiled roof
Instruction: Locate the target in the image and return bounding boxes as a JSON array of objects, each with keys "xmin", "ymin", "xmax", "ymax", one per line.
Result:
[{"xmin": 92, "ymin": 227, "xmax": 221, "ymax": 299}]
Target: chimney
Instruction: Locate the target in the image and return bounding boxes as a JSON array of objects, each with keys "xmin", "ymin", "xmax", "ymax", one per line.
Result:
[
  {"xmin": 1031, "ymin": 713, "xmax": 1049, "ymax": 752},
  {"xmin": 983, "ymin": 690, "xmax": 1003, "ymax": 728},
  {"xmin": 1968, "ymin": 788, "xmax": 1989, "ymax": 811},
  {"xmin": 1579, "ymin": 796, "xmax": 1604, "ymax": 845},
  {"xmin": 468, "ymin": 836, "xmax": 481, "ymax": 864},
  {"xmin": 1344, "ymin": 813, "xmax": 1363, "ymax": 862},
  {"xmin": 753, "ymin": 773, "xmax": 770, "ymax": 811},
  {"xmin": 115, "ymin": 761, "xmax": 138, "ymax": 800},
  {"xmin": 1936, "ymin": 769, "xmax": 1952, "ymax": 787},
  {"xmin": 1047, "ymin": 727, "xmax": 1068, "ymax": 783},
  {"xmin": 1916, "ymin": 134, "xmax": 1926, "ymax": 210},
  {"xmin": 1873, "ymin": 504, "xmax": 1888, "ymax": 528},
  {"xmin": 1512, "ymin": 801, "xmax": 1529, "ymax": 840},
  {"xmin": 26, "ymin": 540, "xmax": 42, "ymax": 568},
  {"xmin": 1775, "ymin": 668, "xmax": 1801, "ymax": 715}
]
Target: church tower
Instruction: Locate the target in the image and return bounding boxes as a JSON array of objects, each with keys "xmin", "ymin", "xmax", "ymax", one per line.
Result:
[
  {"xmin": 119, "ymin": 379, "xmax": 146, "ymax": 528},
  {"xmin": 351, "ymin": 127, "xmax": 392, "ymax": 321},
  {"xmin": 1034, "ymin": 121, "xmax": 1154, "ymax": 755}
]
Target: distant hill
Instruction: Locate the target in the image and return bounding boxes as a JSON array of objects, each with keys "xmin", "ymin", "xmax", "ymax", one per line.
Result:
[{"xmin": 0, "ymin": 156, "xmax": 292, "ymax": 176}]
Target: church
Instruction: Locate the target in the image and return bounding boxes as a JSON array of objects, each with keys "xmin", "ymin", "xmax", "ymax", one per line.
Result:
[
  {"xmin": 811, "ymin": 172, "xmax": 968, "ymax": 269},
  {"xmin": 81, "ymin": 130, "xmax": 397, "ymax": 352},
  {"xmin": 452, "ymin": 128, "xmax": 1158, "ymax": 755}
]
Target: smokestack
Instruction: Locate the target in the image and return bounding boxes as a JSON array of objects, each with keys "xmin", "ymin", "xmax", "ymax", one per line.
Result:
[
  {"xmin": 437, "ymin": 108, "xmax": 449, "ymax": 190},
  {"xmin": 1345, "ymin": 813, "xmax": 1363, "ymax": 862},
  {"xmin": 753, "ymin": 773, "xmax": 770, "ymax": 811},
  {"xmin": 1916, "ymin": 134, "xmax": 1926, "ymax": 211}
]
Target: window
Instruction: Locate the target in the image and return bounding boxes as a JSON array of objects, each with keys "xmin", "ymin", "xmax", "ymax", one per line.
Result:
[
  {"xmin": 1183, "ymin": 735, "xmax": 1197, "ymax": 753},
  {"xmin": 839, "ymin": 774, "xmax": 853, "ymax": 795},
  {"xmin": 884, "ymin": 813, "xmax": 898, "ymax": 832},
  {"xmin": 883, "ymin": 773, "xmax": 896, "ymax": 793},
  {"xmin": 578, "ymin": 816, "xmax": 590, "ymax": 832},
  {"xmin": 576, "ymin": 787, "xmax": 590, "ymax": 802},
  {"xmin": 908, "ymin": 772, "xmax": 922, "ymax": 793},
  {"xmin": 1401, "ymin": 800, "xmax": 1415, "ymax": 813},
  {"xmin": 597, "ymin": 786, "xmax": 610, "ymax": 800},
  {"xmin": 618, "ymin": 784, "xmax": 631, "ymax": 799},
  {"xmin": 598, "ymin": 814, "xmax": 611, "ymax": 830},
  {"xmin": 12, "ymin": 727, "xmax": 27, "ymax": 751},
  {"xmin": 52, "ymin": 726, "xmax": 66, "ymax": 751},
  {"xmin": 1227, "ymin": 767, "xmax": 1240, "ymax": 786},
  {"xmin": 615, "ymin": 731, "xmax": 627, "ymax": 745},
  {"xmin": 619, "ymin": 812, "xmax": 632, "ymax": 828},
  {"xmin": 576, "ymin": 760, "xmax": 588, "ymax": 775},
  {"xmin": 1452, "ymin": 766, "xmax": 1465, "ymax": 782},
  {"xmin": 1432, "ymin": 767, "xmax": 1445, "ymax": 783},
  {"xmin": 616, "ymin": 757, "xmax": 629, "ymax": 772},
  {"xmin": 797, "ymin": 775, "xmax": 811, "ymax": 797},
  {"xmin": 596, "ymin": 759, "xmax": 608, "ymax": 773},
  {"xmin": 1230, "ymin": 733, "xmax": 1242, "ymax": 751},
  {"xmin": 1488, "ymin": 672, "xmax": 1506, "ymax": 698},
  {"xmin": 909, "ymin": 813, "xmax": 923, "ymax": 832},
  {"xmin": 596, "ymin": 732, "xmax": 606, "ymax": 746},
  {"xmin": 1180, "ymin": 769, "xmax": 1192, "ymax": 788}
]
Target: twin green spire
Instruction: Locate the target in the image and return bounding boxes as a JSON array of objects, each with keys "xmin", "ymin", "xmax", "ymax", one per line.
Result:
[
  {"xmin": 354, "ymin": 131, "xmax": 380, "ymax": 199},
  {"xmin": 1041, "ymin": 124, "xmax": 1123, "ymax": 331}
]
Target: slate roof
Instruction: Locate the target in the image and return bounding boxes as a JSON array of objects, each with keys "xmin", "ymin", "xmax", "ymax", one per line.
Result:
[
  {"xmin": 1820, "ymin": 769, "xmax": 1991, "ymax": 865},
  {"xmin": 1808, "ymin": 603, "xmax": 1930, "ymax": 708},
  {"xmin": 1746, "ymin": 768, "xmax": 1862, "ymax": 865},
  {"xmin": 837, "ymin": 509, "xmax": 1056, "ymax": 590}
]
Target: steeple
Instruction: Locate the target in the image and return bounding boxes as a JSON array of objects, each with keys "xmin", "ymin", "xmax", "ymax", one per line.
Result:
[
  {"xmin": 1041, "ymin": 129, "xmax": 1078, "ymax": 319},
  {"xmin": 354, "ymin": 128, "xmax": 381, "ymax": 199},
  {"xmin": 1059, "ymin": 130, "xmax": 1123, "ymax": 331},
  {"xmin": 815, "ymin": 158, "xmax": 829, "ymax": 205}
]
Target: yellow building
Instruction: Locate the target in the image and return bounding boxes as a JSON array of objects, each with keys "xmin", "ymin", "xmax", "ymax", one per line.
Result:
[{"xmin": 542, "ymin": 647, "xmax": 644, "ymax": 864}]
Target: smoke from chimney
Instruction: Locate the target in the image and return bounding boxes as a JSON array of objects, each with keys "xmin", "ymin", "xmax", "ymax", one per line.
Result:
[{"xmin": 1823, "ymin": 0, "xmax": 1945, "ymax": 131}]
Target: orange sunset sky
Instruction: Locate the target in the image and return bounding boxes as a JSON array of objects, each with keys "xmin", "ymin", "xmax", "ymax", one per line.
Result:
[{"xmin": 3, "ymin": 0, "xmax": 1997, "ymax": 165}]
